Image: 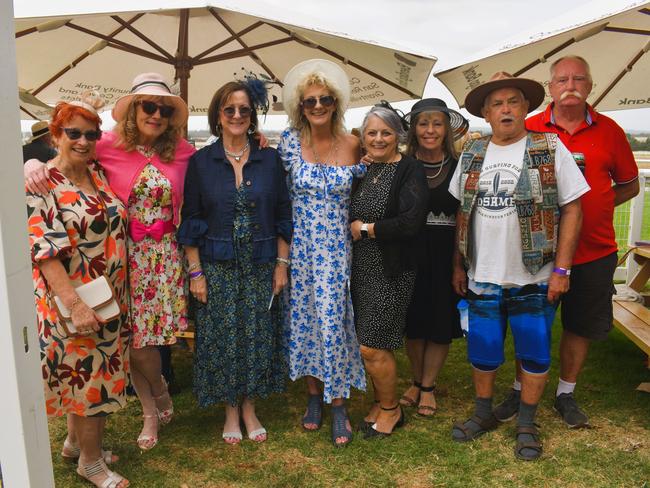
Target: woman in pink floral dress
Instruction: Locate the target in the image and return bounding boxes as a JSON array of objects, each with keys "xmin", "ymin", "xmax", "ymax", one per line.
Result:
[{"xmin": 26, "ymin": 73, "xmax": 194, "ymax": 451}]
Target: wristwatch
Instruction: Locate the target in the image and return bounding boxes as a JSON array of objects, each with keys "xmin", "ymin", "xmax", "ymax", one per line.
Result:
[{"xmin": 360, "ymin": 223, "xmax": 369, "ymax": 239}]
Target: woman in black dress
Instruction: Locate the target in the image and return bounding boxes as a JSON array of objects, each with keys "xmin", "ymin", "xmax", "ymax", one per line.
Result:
[
  {"xmin": 350, "ymin": 105, "xmax": 428, "ymax": 438},
  {"xmin": 399, "ymin": 98, "xmax": 469, "ymax": 418}
]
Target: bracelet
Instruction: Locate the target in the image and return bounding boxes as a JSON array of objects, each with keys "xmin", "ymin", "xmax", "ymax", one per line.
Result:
[
  {"xmin": 276, "ymin": 257, "xmax": 291, "ymax": 267},
  {"xmin": 188, "ymin": 262, "xmax": 201, "ymax": 272},
  {"xmin": 552, "ymin": 267, "xmax": 571, "ymax": 276},
  {"xmin": 189, "ymin": 270, "xmax": 204, "ymax": 280},
  {"xmin": 70, "ymin": 296, "xmax": 83, "ymax": 310}
]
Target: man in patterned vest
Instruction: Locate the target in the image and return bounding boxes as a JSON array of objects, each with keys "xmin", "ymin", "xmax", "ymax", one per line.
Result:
[
  {"xmin": 493, "ymin": 56, "xmax": 639, "ymax": 429},
  {"xmin": 448, "ymin": 72, "xmax": 589, "ymax": 460}
]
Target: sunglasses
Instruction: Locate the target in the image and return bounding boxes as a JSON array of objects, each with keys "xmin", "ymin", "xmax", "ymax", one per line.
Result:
[
  {"xmin": 63, "ymin": 128, "xmax": 102, "ymax": 141},
  {"xmin": 222, "ymin": 106, "xmax": 252, "ymax": 118},
  {"xmin": 300, "ymin": 96, "xmax": 336, "ymax": 109},
  {"xmin": 138, "ymin": 100, "xmax": 175, "ymax": 118}
]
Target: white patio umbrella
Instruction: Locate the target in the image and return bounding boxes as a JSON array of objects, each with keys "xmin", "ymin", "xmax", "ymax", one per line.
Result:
[
  {"xmin": 435, "ymin": 0, "xmax": 650, "ymax": 112},
  {"xmin": 15, "ymin": 1, "xmax": 436, "ymax": 117}
]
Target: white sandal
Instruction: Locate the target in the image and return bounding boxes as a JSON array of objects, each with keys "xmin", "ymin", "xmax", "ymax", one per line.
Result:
[
  {"xmin": 61, "ymin": 439, "xmax": 117, "ymax": 464},
  {"xmin": 77, "ymin": 457, "xmax": 129, "ymax": 488},
  {"xmin": 136, "ymin": 414, "xmax": 158, "ymax": 451},
  {"xmin": 247, "ymin": 427, "xmax": 267, "ymax": 443}
]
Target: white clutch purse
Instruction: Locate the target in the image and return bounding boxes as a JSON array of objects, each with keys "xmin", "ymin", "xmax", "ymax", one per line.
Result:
[{"xmin": 53, "ymin": 275, "xmax": 120, "ymax": 335}]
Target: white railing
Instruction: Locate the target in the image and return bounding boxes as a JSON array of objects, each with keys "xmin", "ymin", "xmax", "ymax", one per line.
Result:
[{"xmin": 614, "ymin": 167, "xmax": 650, "ymax": 281}]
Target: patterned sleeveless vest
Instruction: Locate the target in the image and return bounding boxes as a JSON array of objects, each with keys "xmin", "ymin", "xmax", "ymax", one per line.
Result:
[{"xmin": 457, "ymin": 132, "xmax": 560, "ymax": 275}]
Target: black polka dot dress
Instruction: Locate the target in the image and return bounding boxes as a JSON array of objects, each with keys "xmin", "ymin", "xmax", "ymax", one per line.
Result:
[{"xmin": 350, "ymin": 162, "xmax": 417, "ymax": 350}]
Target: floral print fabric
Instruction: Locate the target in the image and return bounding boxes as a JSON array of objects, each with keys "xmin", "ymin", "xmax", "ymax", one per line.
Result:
[
  {"xmin": 277, "ymin": 128, "xmax": 367, "ymax": 403},
  {"xmin": 193, "ymin": 186, "xmax": 286, "ymax": 406},
  {"xmin": 27, "ymin": 162, "xmax": 129, "ymax": 417},
  {"xmin": 127, "ymin": 164, "xmax": 188, "ymax": 348}
]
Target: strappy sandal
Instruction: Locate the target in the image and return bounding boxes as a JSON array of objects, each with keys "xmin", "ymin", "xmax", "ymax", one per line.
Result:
[
  {"xmin": 414, "ymin": 385, "xmax": 437, "ymax": 419},
  {"xmin": 153, "ymin": 376, "xmax": 174, "ymax": 425},
  {"xmin": 302, "ymin": 394, "xmax": 322, "ymax": 431},
  {"xmin": 77, "ymin": 457, "xmax": 129, "ymax": 488},
  {"xmin": 247, "ymin": 427, "xmax": 267, "ymax": 443},
  {"xmin": 514, "ymin": 425, "xmax": 543, "ymax": 461},
  {"xmin": 451, "ymin": 414, "xmax": 498, "ymax": 442},
  {"xmin": 136, "ymin": 415, "xmax": 158, "ymax": 451},
  {"xmin": 331, "ymin": 404, "xmax": 353, "ymax": 447},
  {"xmin": 222, "ymin": 429, "xmax": 243, "ymax": 445},
  {"xmin": 399, "ymin": 381, "xmax": 422, "ymax": 408},
  {"xmin": 61, "ymin": 439, "xmax": 117, "ymax": 464},
  {"xmin": 364, "ymin": 404, "xmax": 405, "ymax": 440},
  {"xmin": 357, "ymin": 400, "xmax": 379, "ymax": 433}
]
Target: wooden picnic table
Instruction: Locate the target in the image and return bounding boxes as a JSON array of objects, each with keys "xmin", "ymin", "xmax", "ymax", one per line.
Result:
[{"xmin": 613, "ymin": 246, "xmax": 650, "ymax": 360}]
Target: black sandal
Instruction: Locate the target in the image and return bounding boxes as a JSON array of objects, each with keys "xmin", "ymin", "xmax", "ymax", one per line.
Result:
[
  {"xmin": 414, "ymin": 384, "xmax": 437, "ymax": 419},
  {"xmin": 514, "ymin": 425, "xmax": 543, "ymax": 461},
  {"xmin": 399, "ymin": 381, "xmax": 422, "ymax": 408},
  {"xmin": 364, "ymin": 404, "xmax": 405, "ymax": 440},
  {"xmin": 302, "ymin": 394, "xmax": 322, "ymax": 431},
  {"xmin": 451, "ymin": 414, "xmax": 498, "ymax": 442}
]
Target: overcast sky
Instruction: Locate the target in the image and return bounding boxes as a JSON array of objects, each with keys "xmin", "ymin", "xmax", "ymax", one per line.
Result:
[{"xmin": 15, "ymin": 0, "xmax": 650, "ymax": 132}]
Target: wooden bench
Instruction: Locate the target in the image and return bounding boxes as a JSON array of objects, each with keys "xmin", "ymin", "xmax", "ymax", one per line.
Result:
[{"xmin": 612, "ymin": 300, "xmax": 650, "ymax": 359}]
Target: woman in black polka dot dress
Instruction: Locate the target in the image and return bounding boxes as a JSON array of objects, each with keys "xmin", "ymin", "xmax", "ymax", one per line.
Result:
[{"xmin": 349, "ymin": 105, "xmax": 428, "ymax": 439}]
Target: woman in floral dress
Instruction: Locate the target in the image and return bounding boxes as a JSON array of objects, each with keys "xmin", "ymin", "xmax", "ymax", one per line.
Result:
[
  {"xmin": 27, "ymin": 96, "xmax": 130, "ymax": 487},
  {"xmin": 178, "ymin": 80, "xmax": 291, "ymax": 444},
  {"xmin": 25, "ymin": 73, "xmax": 194, "ymax": 451},
  {"xmin": 278, "ymin": 59, "xmax": 366, "ymax": 447}
]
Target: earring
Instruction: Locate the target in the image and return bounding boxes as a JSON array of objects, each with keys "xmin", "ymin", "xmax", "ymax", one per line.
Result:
[{"xmin": 248, "ymin": 123, "xmax": 256, "ymax": 135}]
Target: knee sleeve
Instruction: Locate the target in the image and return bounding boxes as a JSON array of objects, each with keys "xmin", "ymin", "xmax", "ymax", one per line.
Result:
[
  {"xmin": 471, "ymin": 362, "xmax": 499, "ymax": 372},
  {"xmin": 520, "ymin": 358, "xmax": 549, "ymax": 374}
]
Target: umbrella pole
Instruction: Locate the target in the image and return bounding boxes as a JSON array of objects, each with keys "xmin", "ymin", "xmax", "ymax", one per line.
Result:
[{"xmin": 175, "ymin": 8, "xmax": 192, "ymax": 137}]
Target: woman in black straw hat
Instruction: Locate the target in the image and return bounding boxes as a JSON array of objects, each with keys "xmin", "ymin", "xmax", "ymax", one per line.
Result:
[
  {"xmin": 399, "ymin": 98, "xmax": 469, "ymax": 419},
  {"xmin": 25, "ymin": 72, "xmax": 195, "ymax": 452}
]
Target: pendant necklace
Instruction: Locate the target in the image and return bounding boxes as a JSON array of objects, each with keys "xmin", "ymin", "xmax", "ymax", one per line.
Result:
[
  {"xmin": 311, "ymin": 137, "xmax": 338, "ymax": 165},
  {"xmin": 225, "ymin": 141, "xmax": 250, "ymax": 162},
  {"xmin": 371, "ymin": 162, "xmax": 394, "ymax": 184}
]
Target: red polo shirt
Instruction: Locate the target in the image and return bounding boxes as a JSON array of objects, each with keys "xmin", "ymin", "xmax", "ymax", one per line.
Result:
[{"xmin": 526, "ymin": 104, "xmax": 638, "ymax": 265}]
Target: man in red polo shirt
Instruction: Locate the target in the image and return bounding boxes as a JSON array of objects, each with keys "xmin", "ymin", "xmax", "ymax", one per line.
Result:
[{"xmin": 493, "ymin": 55, "xmax": 639, "ymax": 428}]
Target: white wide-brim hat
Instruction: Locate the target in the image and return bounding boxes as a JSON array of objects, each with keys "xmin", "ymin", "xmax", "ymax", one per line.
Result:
[
  {"xmin": 282, "ymin": 59, "xmax": 350, "ymax": 117},
  {"xmin": 112, "ymin": 72, "xmax": 189, "ymax": 128}
]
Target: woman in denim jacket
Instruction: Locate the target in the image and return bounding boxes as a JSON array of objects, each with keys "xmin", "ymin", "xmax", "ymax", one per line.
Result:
[{"xmin": 177, "ymin": 80, "xmax": 291, "ymax": 445}]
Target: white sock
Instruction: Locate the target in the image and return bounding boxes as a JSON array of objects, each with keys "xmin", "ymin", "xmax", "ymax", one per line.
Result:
[
  {"xmin": 556, "ymin": 378, "xmax": 576, "ymax": 397},
  {"xmin": 512, "ymin": 379, "xmax": 522, "ymax": 392}
]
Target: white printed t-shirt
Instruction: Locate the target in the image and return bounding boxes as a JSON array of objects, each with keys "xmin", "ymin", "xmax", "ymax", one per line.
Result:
[{"xmin": 449, "ymin": 135, "xmax": 589, "ymax": 286}]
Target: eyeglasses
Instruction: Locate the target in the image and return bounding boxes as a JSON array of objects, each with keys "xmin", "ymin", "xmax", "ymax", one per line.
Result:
[
  {"xmin": 138, "ymin": 100, "xmax": 175, "ymax": 118},
  {"xmin": 222, "ymin": 106, "xmax": 253, "ymax": 118},
  {"xmin": 300, "ymin": 96, "xmax": 336, "ymax": 109},
  {"xmin": 63, "ymin": 128, "xmax": 102, "ymax": 141}
]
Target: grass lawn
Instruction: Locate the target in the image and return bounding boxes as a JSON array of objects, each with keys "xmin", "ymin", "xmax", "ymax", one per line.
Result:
[{"xmin": 47, "ymin": 314, "xmax": 650, "ymax": 488}]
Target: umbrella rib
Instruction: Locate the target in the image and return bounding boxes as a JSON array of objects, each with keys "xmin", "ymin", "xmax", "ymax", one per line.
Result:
[
  {"xmin": 267, "ymin": 23, "xmax": 419, "ymax": 99},
  {"xmin": 194, "ymin": 38, "xmax": 294, "ymax": 65},
  {"xmin": 110, "ymin": 15, "xmax": 175, "ymax": 60},
  {"xmin": 512, "ymin": 38, "xmax": 576, "ymax": 77},
  {"xmin": 208, "ymin": 9, "xmax": 282, "ymax": 84},
  {"xmin": 20, "ymin": 106, "xmax": 39, "ymax": 120},
  {"xmin": 194, "ymin": 9, "xmax": 263, "ymax": 61},
  {"xmin": 32, "ymin": 14, "xmax": 168, "ymax": 96},
  {"xmin": 16, "ymin": 26, "xmax": 39, "ymax": 38},
  {"xmin": 592, "ymin": 47, "xmax": 647, "ymax": 109},
  {"xmin": 65, "ymin": 21, "xmax": 171, "ymax": 64},
  {"xmin": 604, "ymin": 26, "xmax": 650, "ymax": 36}
]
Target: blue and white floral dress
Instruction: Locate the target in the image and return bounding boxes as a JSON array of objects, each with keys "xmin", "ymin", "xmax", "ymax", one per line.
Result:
[{"xmin": 278, "ymin": 128, "xmax": 367, "ymax": 403}]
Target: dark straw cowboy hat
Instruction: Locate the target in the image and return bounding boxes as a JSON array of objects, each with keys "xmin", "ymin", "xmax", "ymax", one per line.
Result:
[
  {"xmin": 406, "ymin": 98, "xmax": 469, "ymax": 140},
  {"xmin": 464, "ymin": 72, "xmax": 545, "ymax": 118}
]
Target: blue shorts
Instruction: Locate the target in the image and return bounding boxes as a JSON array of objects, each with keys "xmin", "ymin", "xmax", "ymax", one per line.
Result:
[{"xmin": 465, "ymin": 281, "xmax": 558, "ymax": 370}]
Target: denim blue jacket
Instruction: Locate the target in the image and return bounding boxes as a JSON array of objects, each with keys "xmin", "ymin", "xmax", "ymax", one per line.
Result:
[{"xmin": 177, "ymin": 138, "xmax": 292, "ymax": 263}]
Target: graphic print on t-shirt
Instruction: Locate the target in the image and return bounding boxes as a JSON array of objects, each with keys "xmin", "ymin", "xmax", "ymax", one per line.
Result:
[{"xmin": 475, "ymin": 161, "xmax": 520, "ymax": 219}]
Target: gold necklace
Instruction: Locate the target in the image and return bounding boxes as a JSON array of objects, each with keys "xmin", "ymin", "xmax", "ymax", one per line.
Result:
[{"xmin": 371, "ymin": 162, "xmax": 396, "ymax": 184}]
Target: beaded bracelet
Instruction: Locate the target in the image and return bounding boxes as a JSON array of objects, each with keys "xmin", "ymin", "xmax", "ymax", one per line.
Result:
[
  {"xmin": 188, "ymin": 262, "xmax": 201, "ymax": 272},
  {"xmin": 276, "ymin": 257, "xmax": 291, "ymax": 267},
  {"xmin": 189, "ymin": 270, "xmax": 204, "ymax": 280}
]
